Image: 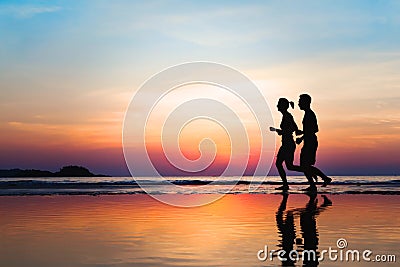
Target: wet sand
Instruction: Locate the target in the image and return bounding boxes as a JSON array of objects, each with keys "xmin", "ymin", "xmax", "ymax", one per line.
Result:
[{"xmin": 1, "ymin": 194, "xmax": 399, "ymax": 266}]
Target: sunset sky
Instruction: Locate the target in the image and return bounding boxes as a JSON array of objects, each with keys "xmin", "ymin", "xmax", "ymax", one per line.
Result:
[{"xmin": 1, "ymin": 0, "xmax": 399, "ymax": 176}]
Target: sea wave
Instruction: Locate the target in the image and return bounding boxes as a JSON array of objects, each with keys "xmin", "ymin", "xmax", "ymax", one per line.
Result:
[
  {"xmin": 0, "ymin": 176, "xmax": 399, "ymax": 196},
  {"xmin": 1, "ymin": 179, "xmax": 399, "ymax": 187}
]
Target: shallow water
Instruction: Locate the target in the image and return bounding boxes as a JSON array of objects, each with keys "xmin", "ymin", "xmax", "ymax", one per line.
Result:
[
  {"xmin": 1, "ymin": 194, "xmax": 399, "ymax": 266},
  {"xmin": 1, "ymin": 176, "xmax": 400, "ymax": 195}
]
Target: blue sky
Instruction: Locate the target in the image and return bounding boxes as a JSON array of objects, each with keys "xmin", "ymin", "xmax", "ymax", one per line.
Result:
[
  {"xmin": 2, "ymin": 0, "xmax": 399, "ymax": 69},
  {"xmin": 1, "ymin": 0, "xmax": 400, "ymax": 175}
]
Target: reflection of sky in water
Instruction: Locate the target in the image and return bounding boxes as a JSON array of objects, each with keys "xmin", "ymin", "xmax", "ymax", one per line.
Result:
[{"xmin": 1, "ymin": 194, "xmax": 399, "ymax": 266}]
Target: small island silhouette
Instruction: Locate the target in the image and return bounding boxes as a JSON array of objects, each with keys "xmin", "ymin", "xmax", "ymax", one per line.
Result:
[{"xmin": 0, "ymin": 166, "xmax": 109, "ymax": 178}]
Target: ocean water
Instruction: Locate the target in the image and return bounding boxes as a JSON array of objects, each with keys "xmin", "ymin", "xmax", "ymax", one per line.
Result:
[{"xmin": 0, "ymin": 176, "xmax": 399, "ymax": 195}]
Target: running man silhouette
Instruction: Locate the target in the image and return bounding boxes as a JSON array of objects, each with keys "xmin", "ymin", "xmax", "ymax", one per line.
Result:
[{"xmin": 296, "ymin": 94, "xmax": 332, "ymax": 192}]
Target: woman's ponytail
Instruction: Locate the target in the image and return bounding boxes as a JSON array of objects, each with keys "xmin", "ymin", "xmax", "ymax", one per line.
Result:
[{"xmin": 289, "ymin": 101, "xmax": 294, "ymax": 109}]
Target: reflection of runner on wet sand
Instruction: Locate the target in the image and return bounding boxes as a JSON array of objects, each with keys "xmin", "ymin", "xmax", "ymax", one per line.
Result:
[
  {"xmin": 275, "ymin": 194, "xmax": 332, "ymax": 266},
  {"xmin": 276, "ymin": 194, "xmax": 296, "ymax": 266}
]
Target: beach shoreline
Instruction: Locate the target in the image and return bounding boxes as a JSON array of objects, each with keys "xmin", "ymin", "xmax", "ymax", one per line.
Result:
[{"xmin": 1, "ymin": 175, "xmax": 399, "ymax": 196}]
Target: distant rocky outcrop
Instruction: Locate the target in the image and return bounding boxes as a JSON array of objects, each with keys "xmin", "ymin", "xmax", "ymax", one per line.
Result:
[
  {"xmin": 0, "ymin": 169, "xmax": 54, "ymax": 178},
  {"xmin": 0, "ymin": 166, "xmax": 109, "ymax": 177}
]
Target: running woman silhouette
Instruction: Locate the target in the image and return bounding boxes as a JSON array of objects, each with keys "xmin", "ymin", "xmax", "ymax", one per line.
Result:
[{"xmin": 270, "ymin": 98, "xmax": 298, "ymax": 191}]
